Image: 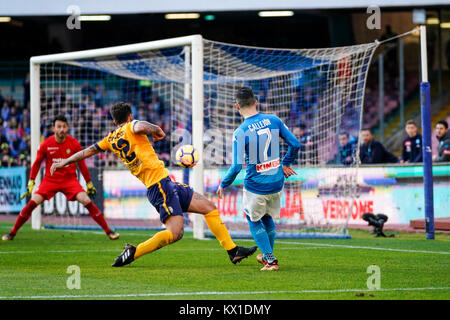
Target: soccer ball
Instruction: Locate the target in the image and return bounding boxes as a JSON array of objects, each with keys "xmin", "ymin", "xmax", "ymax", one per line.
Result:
[{"xmin": 175, "ymin": 145, "xmax": 199, "ymax": 168}]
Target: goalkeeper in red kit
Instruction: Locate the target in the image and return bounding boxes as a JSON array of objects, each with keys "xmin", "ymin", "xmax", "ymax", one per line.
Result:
[{"xmin": 2, "ymin": 115, "xmax": 119, "ymax": 241}]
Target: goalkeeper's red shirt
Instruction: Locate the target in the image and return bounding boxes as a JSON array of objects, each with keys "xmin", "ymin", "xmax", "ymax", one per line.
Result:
[{"xmin": 30, "ymin": 134, "xmax": 91, "ymax": 183}]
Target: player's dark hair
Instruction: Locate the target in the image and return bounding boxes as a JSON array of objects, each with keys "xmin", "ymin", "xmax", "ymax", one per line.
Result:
[
  {"xmin": 361, "ymin": 127, "xmax": 372, "ymax": 133},
  {"xmin": 52, "ymin": 114, "xmax": 68, "ymax": 126},
  {"xmin": 339, "ymin": 132, "xmax": 349, "ymax": 137},
  {"xmin": 405, "ymin": 119, "xmax": 417, "ymax": 127},
  {"xmin": 110, "ymin": 102, "xmax": 132, "ymax": 124},
  {"xmin": 235, "ymin": 87, "xmax": 256, "ymax": 108},
  {"xmin": 436, "ymin": 119, "xmax": 448, "ymax": 129}
]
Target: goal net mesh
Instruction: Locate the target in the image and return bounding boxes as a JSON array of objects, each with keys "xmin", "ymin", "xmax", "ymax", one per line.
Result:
[{"xmin": 37, "ymin": 38, "xmax": 379, "ymax": 238}]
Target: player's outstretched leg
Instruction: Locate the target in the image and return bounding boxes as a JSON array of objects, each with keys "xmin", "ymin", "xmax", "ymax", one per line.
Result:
[
  {"xmin": 112, "ymin": 215, "xmax": 183, "ymax": 267},
  {"xmin": 2, "ymin": 195, "xmax": 42, "ymax": 241},
  {"xmin": 246, "ymin": 215, "xmax": 279, "ymax": 271},
  {"xmin": 76, "ymin": 192, "xmax": 119, "ymax": 240},
  {"xmin": 188, "ymin": 192, "xmax": 257, "ymax": 264}
]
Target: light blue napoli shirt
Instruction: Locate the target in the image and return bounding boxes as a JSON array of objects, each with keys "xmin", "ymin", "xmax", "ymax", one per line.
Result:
[{"xmin": 220, "ymin": 113, "xmax": 301, "ymax": 195}]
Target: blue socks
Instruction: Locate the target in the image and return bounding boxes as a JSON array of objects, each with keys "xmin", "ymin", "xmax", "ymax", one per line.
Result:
[
  {"xmin": 261, "ymin": 214, "xmax": 276, "ymax": 251},
  {"xmin": 263, "ymin": 252, "xmax": 276, "ymax": 263},
  {"xmin": 246, "ymin": 214, "xmax": 277, "ymax": 263}
]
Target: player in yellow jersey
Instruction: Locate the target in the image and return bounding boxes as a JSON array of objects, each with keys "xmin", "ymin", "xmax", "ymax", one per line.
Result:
[{"xmin": 51, "ymin": 102, "xmax": 257, "ymax": 267}]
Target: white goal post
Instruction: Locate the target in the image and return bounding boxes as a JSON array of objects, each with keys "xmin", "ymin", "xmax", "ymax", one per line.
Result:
[{"xmin": 29, "ymin": 35, "xmax": 206, "ymax": 238}]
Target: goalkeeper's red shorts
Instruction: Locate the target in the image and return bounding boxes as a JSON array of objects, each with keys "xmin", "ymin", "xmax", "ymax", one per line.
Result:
[{"xmin": 35, "ymin": 178, "xmax": 85, "ymax": 201}]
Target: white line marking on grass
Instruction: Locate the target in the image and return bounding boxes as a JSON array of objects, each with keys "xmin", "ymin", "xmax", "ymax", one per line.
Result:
[
  {"xmin": 0, "ymin": 248, "xmax": 223, "ymax": 255},
  {"xmin": 239, "ymin": 239, "xmax": 450, "ymax": 255},
  {"xmin": 42, "ymin": 229, "xmax": 108, "ymax": 235},
  {"xmin": 1, "ymin": 286, "xmax": 449, "ymax": 300},
  {"xmin": 43, "ymin": 229, "xmax": 157, "ymax": 237},
  {"xmin": 2, "ymin": 241, "xmax": 448, "ymax": 255},
  {"xmin": 0, "ymin": 247, "xmax": 327, "ymax": 255},
  {"xmin": 0, "ymin": 249, "xmax": 118, "ymax": 254}
]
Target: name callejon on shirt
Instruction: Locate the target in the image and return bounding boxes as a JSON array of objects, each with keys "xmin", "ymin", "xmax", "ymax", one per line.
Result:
[{"xmin": 247, "ymin": 118, "xmax": 271, "ymax": 132}]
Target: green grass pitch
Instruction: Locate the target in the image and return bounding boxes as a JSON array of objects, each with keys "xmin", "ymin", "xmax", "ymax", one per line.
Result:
[{"xmin": 0, "ymin": 221, "xmax": 449, "ymax": 300}]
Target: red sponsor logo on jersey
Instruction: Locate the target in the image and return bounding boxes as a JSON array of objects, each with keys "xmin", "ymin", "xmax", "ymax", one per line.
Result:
[
  {"xmin": 256, "ymin": 158, "xmax": 281, "ymax": 173},
  {"xmin": 404, "ymin": 141, "xmax": 411, "ymax": 146},
  {"xmin": 444, "ymin": 149, "xmax": 450, "ymax": 155}
]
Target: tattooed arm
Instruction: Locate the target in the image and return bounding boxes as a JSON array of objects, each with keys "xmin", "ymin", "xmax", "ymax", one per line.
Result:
[
  {"xmin": 132, "ymin": 120, "xmax": 166, "ymax": 141},
  {"xmin": 50, "ymin": 145, "xmax": 99, "ymax": 176}
]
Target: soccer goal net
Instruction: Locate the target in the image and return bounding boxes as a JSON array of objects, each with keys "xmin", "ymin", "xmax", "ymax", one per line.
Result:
[{"xmin": 30, "ymin": 34, "xmax": 380, "ymax": 239}]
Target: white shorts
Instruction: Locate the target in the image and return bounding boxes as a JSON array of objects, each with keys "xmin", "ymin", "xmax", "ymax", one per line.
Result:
[{"xmin": 243, "ymin": 188, "xmax": 282, "ymax": 222}]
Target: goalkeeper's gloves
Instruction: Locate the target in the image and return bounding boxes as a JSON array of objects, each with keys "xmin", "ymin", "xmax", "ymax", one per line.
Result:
[
  {"xmin": 20, "ymin": 179, "xmax": 35, "ymax": 199},
  {"xmin": 86, "ymin": 181, "xmax": 97, "ymax": 200}
]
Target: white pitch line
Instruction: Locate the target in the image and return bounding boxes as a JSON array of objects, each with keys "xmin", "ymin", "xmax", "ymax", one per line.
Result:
[
  {"xmin": 9, "ymin": 228, "xmax": 450, "ymax": 255},
  {"xmin": 0, "ymin": 248, "xmax": 230, "ymax": 255},
  {"xmin": 0, "ymin": 247, "xmax": 325, "ymax": 255},
  {"xmin": 1, "ymin": 286, "xmax": 449, "ymax": 300},
  {"xmin": 0, "ymin": 245, "xmax": 336, "ymax": 255},
  {"xmin": 45, "ymin": 229, "xmax": 160, "ymax": 237},
  {"xmin": 265, "ymin": 240, "xmax": 450, "ymax": 255},
  {"xmin": 0, "ymin": 249, "xmax": 119, "ymax": 254},
  {"xmin": 0, "ymin": 242, "xmax": 448, "ymax": 255}
]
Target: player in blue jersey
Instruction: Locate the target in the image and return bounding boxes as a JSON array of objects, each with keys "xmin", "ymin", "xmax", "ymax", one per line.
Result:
[{"xmin": 216, "ymin": 87, "xmax": 301, "ymax": 271}]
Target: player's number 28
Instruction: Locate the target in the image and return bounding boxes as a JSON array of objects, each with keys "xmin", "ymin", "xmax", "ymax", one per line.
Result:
[{"xmin": 112, "ymin": 138, "xmax": 137, "ymax": 162}]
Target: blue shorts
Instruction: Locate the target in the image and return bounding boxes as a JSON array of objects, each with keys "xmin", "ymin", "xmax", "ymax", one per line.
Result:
[{"xmin": 147, "ymin": 176, "xmax": 194, "ymax": 223}]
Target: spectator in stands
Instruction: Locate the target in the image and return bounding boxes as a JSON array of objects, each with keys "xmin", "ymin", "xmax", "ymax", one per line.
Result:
[
  {"xmin": 1, "ymin": 154, "xmax": 11, "ymax": 167},
  {"xmin": 94, "ymin": 84, "xmax": 104, "ymax": 107},
  {"xmin": 23, "ymin": 118, "xmax": 30, "ymax": 136},
  {"xmin": 359, "ymin": 128, "xmax": 398, "ymax": 164},
  {"xmin": 337, "ymin": 132, "xmax": 357, "ymax": 166},
  {"xmin": 0, "ymin": 120, "xmax": 7, "ymax": 145},
  {"xmin": 400, "ymin": 120, "xmax": 423, "ymax": 163},
  {"xmin": 433, "ymin": 119, "xmax": 450, "ymax": 162},
  {"xmin": 150, "ymin": 94, "xmax": 163, "ymax": 116},
  {"xmin": 81, "ymin": 82, "xmax": 95, "ymax": 97},
  {"xmin": 289, "ymin": 91, "xmax": 302, "ymax": 128},
  {"xmin": 53, "ymin": 87, "xmax": 66, "ymax": 107},
  {"xmin": 1, "ymin": 142, "xmax": 11, "ymax": 166},
  {"xmin": 5, "ymin": 94, "xmax": 14, "ymax": 108},
  {"xmin": 1, "ymin": 102, "xmax": 10, "ymax": 122},
  {"xmin": 4, "ymin": 118, "xmax": 17, "ymax": 136},
  {"xmin": 137, "ymin": 107, "xmax": 147, "ymax": 122},
  {"xmin": 258, "ymin": 90, "xmax": 266, "ymax": 104},
  {"xmin": 296, "ymin": 123, "xmax": 318, "ymax": 165},
  {"xmin": 9, "ymin": 105, "xmax": 20, "ymax": 122},
  {"xmin": 304, "ymin": 86, "xmax": 316, "ymax": 108}
]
